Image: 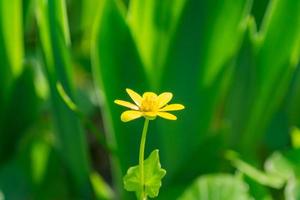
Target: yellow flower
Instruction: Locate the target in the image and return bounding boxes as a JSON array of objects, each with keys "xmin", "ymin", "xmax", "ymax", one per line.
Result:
[{"xmin": 114, "ymin": 88, "xmax": 185, "ymax": 122}]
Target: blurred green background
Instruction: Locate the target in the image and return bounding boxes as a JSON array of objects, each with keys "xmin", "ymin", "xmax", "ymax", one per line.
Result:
[{"xmin": 0, "ymin": 0, "xmax": 300, "ymax": 199}]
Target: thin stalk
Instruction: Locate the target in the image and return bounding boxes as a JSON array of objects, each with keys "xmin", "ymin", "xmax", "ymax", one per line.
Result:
[{"xmin": 139, "ymin": 118, "xmax": 149, "ymax": 200}]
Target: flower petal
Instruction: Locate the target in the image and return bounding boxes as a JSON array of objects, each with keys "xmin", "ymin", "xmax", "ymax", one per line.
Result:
[
  {"xmin": 126, "ymin": 88, "xmax": 143, "ymax": 106},
  {"xmin": 157, "ymin": 92, "xmax": 173, "ymax": 108},
  {"xmin": 114, "ymin": 100, "xmax": 139, "ymax": 110},
  {"xmin": 142, "ymin": 92, "xmax": 158, "ymax": 99},
  {"xmin": 159, "ymin": 104, "xmax": 185, "ymax": 111},
  {"xmin": 157, "ymin": 112, "xmax": 177, "ymax": 120},
  {"xmin": 121, "ymin": 110, "xmax": 143, "ymax": 122},
  {"xmin": 143, "ymin": 111, "xmax": 157, "ymax": 118}
]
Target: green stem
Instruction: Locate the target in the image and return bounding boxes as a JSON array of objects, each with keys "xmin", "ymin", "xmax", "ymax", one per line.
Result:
[{"xmin": 139, "ymin": 118, "xmax": 149, "ymax": 200}]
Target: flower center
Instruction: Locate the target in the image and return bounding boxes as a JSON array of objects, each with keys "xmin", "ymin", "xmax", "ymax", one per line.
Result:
[{"xmin": 140, "ymin": 96, "xmax": 158, "ymax": 112}]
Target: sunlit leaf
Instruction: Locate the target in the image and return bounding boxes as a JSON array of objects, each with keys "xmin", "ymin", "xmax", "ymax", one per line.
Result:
[
  {"xmin": 227, "ymin": 151, "xmax": 285, "ymax": 189},
  {"xmin": 178, "ymin": 174, "xmax": 252, "ymax": 200},
  {"xmin": 90, "ymin": 171, "xmax": 115, "ymax": 200},
  {"xmin": 239, "ymin": 0, "xmax": 300, "ymax": 154},
  {"xmin": 285, "ymin": 177, "xmax": 300, "ymax": 200},
  {"xmin": 291, "ymin": 127, "xmax": 300, "ymax": 149},
  {"xmin": 123, "ymin": 150, "xmax": 166, "ymax": 198}
]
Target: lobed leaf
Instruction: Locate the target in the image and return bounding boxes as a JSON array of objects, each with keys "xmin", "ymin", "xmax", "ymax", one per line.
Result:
[{"xmin": 123, "ymin": 149, "xmax": 166, "ymax": 198}]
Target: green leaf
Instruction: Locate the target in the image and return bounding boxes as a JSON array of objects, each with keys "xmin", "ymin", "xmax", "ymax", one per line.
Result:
[
  {"xmin": 286, "ymin": 66, "xmax": 300, "ymax": 127},
  {"xmin": 264, "ymin": 151, "xmax": 295, "ymax": 181},
  {"xmin": 0, "ymin": 66, "xmax": 39, "ymax": 163},
  {"xmin": 157, "ymin": 0, "xmax": 251, "ymax": 183},
  {"xmin": 90, "ymin": 171, "xmax": 115, "ymax": 200},
  {"xmin": 123, "ymin": 149, "xmax": 166, "ymax": 198},
  {"xmin": 291, "ymin": 127, "xmax": 300, "ymax": 149},
  {"xmin": 285, "ymin": 177, "xmax": 300, "ymax": 200},
  {"xmin": 239, "ymin": 0, "xmax": 300, "ymax": 154},
  {"xmin": 128, "ymin": 0, "xmax": 186, "ymax": 85},
  {"xmin": 226, "ymin": 151, "xmax": 285, "ymax": 189},
  {"xmin": 0, "ymin": 0, "xmax": 24, "ymax": 78},
  {"xmin": 178, "ymin": 174, "xmax": 252, "ymax": 200},
  {"xmin": 265, "ymin": 149, "xmax": 300, "ymax": 180},
  {"xmin": 36, "ymin": 0, "xmax": 92, "ymax": 196},
  {"xmin": 0, "ymin": 0, "xmax": 38, "ymax": 165},
  {"xmin": 56, "ymin": 82, "xmax": 78, "ymax": 112},
  {"xmin": 92, "ymin": 0, "xmax": 149, "ymax": 197}
]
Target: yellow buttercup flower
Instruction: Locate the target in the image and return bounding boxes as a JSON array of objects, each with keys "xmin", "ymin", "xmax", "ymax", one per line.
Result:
[{"xmin": 114, "ymin": 88, "xmax": 185, "ymax": 122}]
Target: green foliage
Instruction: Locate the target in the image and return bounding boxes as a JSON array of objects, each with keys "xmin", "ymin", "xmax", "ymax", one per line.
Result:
[
  {"xmin": 124, "ymin": 150, "xmax": 166, "ymax": 199},
  {"xmin": 178, "ymin": 174, "xmax": 252, "ymax": 200},
  {"xmin": 227, "ymin": 147, "xmax": 300, "ymax": 199},
  {"xmin": 91, "ymin": 0, "xmax": 300, "ymax": 198},
  {"xmin": 56, "ymin": 82, "xmax": 78, "ymax": 112},
  {"xmin": 265, "ymin": 152, "xmax": 295, "ymax": 181},
  {"xmin": 234, "ymin": 0, "xmax": 300, "ymax": 155},
  {"xmin": 285, "ymin": 178, "xmax": 300, "ymax": 200},
  {"xmin": 226, "ymin": 151, "xmax": 284, "ymax": 189},
  {"xmin": 90, "ymin": 171, "xmax": 115, "ymax": 200},
  {"xmin": 0, "ymin": 0, "xmax": 300, "ymax": 199},
  {"xmin": 92, "ymin": 1, "xmax": 148, "ymax": 197},
  {"xmin": 0, "ymin": 0, "xmax": 39, "ymax": 167},
  {"xmin": 35, "ymin": 0, "xmax": 92, "ymax": 197},
  {"xmin": 0, "ymin": 160, "xmax": 30, "ymax": 199},
  {"xmin": 291, "ymin": 127, "xmax": 300, "ymax": 149}
]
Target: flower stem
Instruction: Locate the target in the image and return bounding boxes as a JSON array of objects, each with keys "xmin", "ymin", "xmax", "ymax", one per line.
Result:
[{"xmin": 139, "ymin": 118, "xmax": 149, "ymax": 200}]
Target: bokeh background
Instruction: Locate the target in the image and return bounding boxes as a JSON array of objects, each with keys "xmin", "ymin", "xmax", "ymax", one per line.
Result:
[{"xmin": 0, "ymin": 0, "xmax": 300, "ymax": 199}]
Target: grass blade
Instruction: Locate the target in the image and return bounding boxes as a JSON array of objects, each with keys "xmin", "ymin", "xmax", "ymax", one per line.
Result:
[{"xmin": 36, "ymin": 0, "xmax": 92, "ymax": 197}]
